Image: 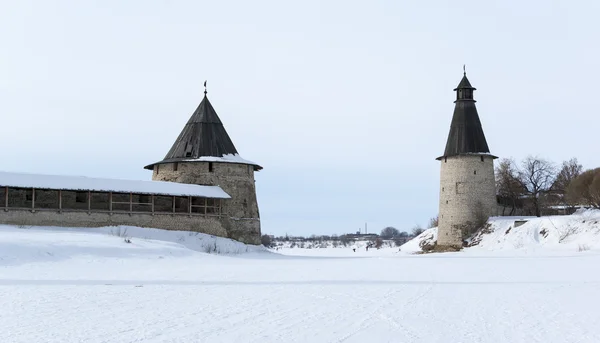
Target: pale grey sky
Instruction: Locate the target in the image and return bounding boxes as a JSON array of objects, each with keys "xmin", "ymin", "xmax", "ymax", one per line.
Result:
[{"xmin": 1, "ymin": 0, "xmax": 599, "ymax": 236}]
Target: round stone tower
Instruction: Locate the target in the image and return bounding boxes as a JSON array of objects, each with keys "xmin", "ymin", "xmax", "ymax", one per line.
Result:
[
  {"xmin": 436, "ymin": 71, "xmax": 497, "ymax": 249},
  {"xmin": 144, "ymin": 86, "xmax": 262, "ymax": 245}
]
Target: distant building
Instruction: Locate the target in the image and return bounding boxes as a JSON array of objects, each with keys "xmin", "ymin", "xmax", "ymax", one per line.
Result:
[
  {"xmin": 0, "ymin": 87, "xmax": 262, "ymax": 245},
  {"xmin": 436, "ymin": 71, "xmax": 497, "ymax": 249},
  {"xmin": 344, "ymin": 233, "xmax": 379, "ymax": 240}
]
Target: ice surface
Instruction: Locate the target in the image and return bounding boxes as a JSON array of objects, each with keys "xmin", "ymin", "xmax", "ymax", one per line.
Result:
[{"xmin": 1, "ymin": 223, "xmax": 600, "ymax": 342}]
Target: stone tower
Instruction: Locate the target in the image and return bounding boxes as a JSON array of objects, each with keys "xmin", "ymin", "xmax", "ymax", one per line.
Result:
[
  {"xmin": 436, "ymin": 71, "xmax": 497, "ymax": 249},
  {"xmin": 144, "ymin": 87, "xmax": 262, "ymax": 244}
]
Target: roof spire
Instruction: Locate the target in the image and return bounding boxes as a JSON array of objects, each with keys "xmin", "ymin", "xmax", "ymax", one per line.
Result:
[
  {"xmin": 463, "ymin": 64, "xmax": 466, "ymax": 76},
  {"xmin": 204, "ymin": 80, "xmax": 207, "ymax": 96},
  {"xmin": 437, "ymin": 71, "xmax": 494, "ymax": 160}
]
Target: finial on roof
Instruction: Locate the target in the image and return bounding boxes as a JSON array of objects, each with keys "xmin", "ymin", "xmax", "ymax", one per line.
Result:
[
  {"xmin": 204, "ymin": 80, "xmax": 207, "ymax": 95},
  {"xmin": 463, "ymin": 64, "xmax": 466, "ymax": 76}
]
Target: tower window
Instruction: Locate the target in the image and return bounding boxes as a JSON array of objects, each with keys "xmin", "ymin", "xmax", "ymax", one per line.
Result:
[
  {"xmin": 480, "ymin": 156, "xmax": 484, "ymax": 162},
  {"xmin": 156, "ymin": 165, "xmax": 160, "ymax": 175},
  {"xmin": 446, "ymin": 200, "xmax": 448, "ymax": 204},
  {"xmin": 444, "ymin": 157, "xmax": 447, "ymax": 163},
  {"xmin": 209, "ymin": 162, "xmax": 214, "ymax": 172},
  {"xmin": 442, "ymin": 187, "xmax": 445, "ymax": 192},
  {"xmin": 474, "ymin": 170, "xmax": 477, "ymax": 175},
  {"xmin": 185, "ymin": 152, "xmax": 192, "ymax": 158},
  {"xmin": 173, "ymin": 163, "xmax": 178, "ymax": 171}
]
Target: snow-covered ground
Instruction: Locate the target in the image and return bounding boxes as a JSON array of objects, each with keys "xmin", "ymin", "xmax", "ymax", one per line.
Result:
[
  {"xmin": 403, "ymin": 209, "xmax": 600, "ymax": 254},
  {"xmin": 2, "ymin": 223, "xmax": 600, "ymax": 342}
]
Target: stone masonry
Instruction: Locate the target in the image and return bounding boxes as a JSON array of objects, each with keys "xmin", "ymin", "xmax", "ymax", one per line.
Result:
[
  {"xmin": 152, "ymin": 161, "xmax": 261, "ymax": 245},
  {"xmin": 0, "ymin": 209, "xmax": 227, "ymax": 237},
  {"xmin": 438, "ymin": 154, "xmax": 497, "ymax": 248}
]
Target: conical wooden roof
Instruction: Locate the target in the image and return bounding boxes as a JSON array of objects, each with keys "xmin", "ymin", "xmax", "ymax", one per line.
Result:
[
  {"xmin": 145, "ymin": 93, "xmax": 261, "ymax": 170},
  {"xmin": 437, "ymin": 73, "xmax": 496, "ymax": 160}
]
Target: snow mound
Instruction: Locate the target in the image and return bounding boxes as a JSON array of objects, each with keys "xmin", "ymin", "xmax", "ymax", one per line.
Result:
[
  {"xmin": 400, "ymin": 210, "xmax": 600, "ymax": 253},
  {"xmin": 470, "ymin": 209, "xmax": 600, "ymax": 251},
  {"xmin": 0, "ymin": 224, "xmax": 268, "ymax": 266},
  {"xmin": 400, "ymin": 227, "xmax": 437, "ymax": 253}
]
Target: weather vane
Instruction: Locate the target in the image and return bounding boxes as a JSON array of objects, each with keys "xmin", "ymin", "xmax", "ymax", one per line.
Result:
[
  {"xmin": 204, "ymin": 80, "xmax": 207, "ymax": 95},
  {"xmin": 463, "ymin": 64, "xmax": 466, "ymax": 76}
]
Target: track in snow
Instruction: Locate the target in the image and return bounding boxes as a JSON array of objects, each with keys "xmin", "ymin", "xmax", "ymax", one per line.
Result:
[{"xmin": 1, "ymin": 229, "xmax": 599, "ymax": 342}]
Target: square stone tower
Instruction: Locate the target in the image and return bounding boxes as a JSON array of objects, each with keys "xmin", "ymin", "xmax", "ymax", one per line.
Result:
[
  {"xmin": 144, "ymin": 84, "xmax": 262, "ymax": 244},
  {"xmin": 436, "ymin": 71, "xmax": 497, "ymax": 249}
]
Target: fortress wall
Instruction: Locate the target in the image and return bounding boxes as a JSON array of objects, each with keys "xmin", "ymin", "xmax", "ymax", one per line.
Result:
[
  {"xmin": 153, "ymin": 162, "xmax": 261, "ymax": 244},
  {"xmin": 0, "ymin": 208, "xmax": 228, "ymax": 237}
]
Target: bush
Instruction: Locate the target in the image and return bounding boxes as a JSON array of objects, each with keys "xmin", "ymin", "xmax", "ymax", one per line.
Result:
[
  {"xmin": 566, "ymin": 168, "xmax": 600, "ymax": 208},
  {"xmin": 578, "ymin": 244, "xmax": 590, "ymax": 252},
  {"xmin": 428, "ymin": 216, "xmax": 439, "ymax": 229},
  {"xmin": 260, "ymin": 234, "xmax": 272, "ymax": 247},
  {"xmin": 411, "ymin": 225, "xmax": 424, "ymax": 237},
  {"xmin": 393, "ymin": 238, "xmax": 405, "ymax": 247},
  {"xmin": 420, "ymin": 241, "xmax": 436, "ymax": 252},
  {"xmin": 380, "ymin": 227, "xmax": 400, "ymax": 238}
]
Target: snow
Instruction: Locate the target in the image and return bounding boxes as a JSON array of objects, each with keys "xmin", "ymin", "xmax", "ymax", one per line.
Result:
[
  {"xmin": 0, "ymin": 170, "xmax": 230, "ymax": 198},
  {"xmin": 401, "ymin": 210, "xmax": 600, "ymax": 253},
  {"xmin": 182, "ymin": 153, "xmax": 260, "ymax": 168},
  {"xmin": 471, "ymin": 209, "xmax": 600, "ymax": 252},
  {"xmin": 400, "ymin": 227, "xmax": 437, "ymax": 253},
  {"xmin": 2, "ymin": 223, "xmax": 600, "ymax": 342}
]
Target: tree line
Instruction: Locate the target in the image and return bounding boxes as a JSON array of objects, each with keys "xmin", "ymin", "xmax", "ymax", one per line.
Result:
[
  {"xmin": 260, "ymin": 156, "xmax": 599, "ymax": 247},
  {"xmin": 260, "ymin": 224, "xmax": 432, "ymax": 248},
  {"xmin": 496, "ymin": 156, "xmax": 599, "ymax": 216}
]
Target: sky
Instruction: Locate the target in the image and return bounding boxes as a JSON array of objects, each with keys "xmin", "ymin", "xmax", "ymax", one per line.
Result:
[{"xmin": 1, "ymin": 0, "xmax": 599, "ymax": 237}]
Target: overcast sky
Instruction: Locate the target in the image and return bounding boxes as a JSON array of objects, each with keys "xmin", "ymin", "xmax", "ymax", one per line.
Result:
[{"xmin": 1, "ymin": 0, "xmax": 599, "ymax": 236}]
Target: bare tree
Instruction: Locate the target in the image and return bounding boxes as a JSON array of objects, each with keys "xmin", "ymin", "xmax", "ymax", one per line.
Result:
[
  {"xmin": 427, "ymin": 216, "xmax": 439, "ymax": 229},
  {"xmin": 552, "ymin": 158, "xmax": 583, "ymax": 206},
  {"xmin": 566, "ymin": 168, "xmax": 600, "ymax": 209},
  {"xmin": 518, "ymin": 156, "xmax": 557, "ymax": 217},
  {"xmin": 495, "ymin": 158, "xmax": 525, "ymax": 215},
  {"xmin": 411, "ymin": 225, "xmax": 424, "ymax": 237},
  {"xmin": 554, "ymin": 158, "xmax": 583, "ymax": 192},
  {"xmin": 380, "ymin": 226, "xmax": 400, "ymax": 238}
]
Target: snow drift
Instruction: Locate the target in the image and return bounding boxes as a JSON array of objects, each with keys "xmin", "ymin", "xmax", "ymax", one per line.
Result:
[
  {"xmin": 0, "ymin": 224, "xmax": 267, "ymax": 266},
  {"xmin": 401, "ymin": 209, "xmax": 600, "ymax": 253}
]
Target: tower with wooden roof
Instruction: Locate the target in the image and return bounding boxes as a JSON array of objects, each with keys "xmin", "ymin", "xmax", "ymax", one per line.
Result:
[
  {"xmin": 436, "ymin": 70, "xmax": 497, "ymax": 249},
  {"xmin": 145, "ymin": 85, "xmax": 262, "ymax": 244}
]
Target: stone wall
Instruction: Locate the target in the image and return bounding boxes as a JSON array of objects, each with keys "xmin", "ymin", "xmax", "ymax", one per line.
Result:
[
  {"xmin": 0, "ymin": 208, "xmax": 228, "ymax": 237},
  {"xmin": 438, "ymin": 154, "xmax": 497, "ymax": 248},
  {"xmin": 152, "ymin": 162, "xmax": 261, "ymax": 244}
]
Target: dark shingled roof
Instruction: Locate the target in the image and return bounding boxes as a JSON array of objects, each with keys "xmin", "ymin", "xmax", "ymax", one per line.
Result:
[
  {"xmin": 454, "ymin": 75, "xmax": 475, "ymax": 90},
  {"xmin": 437, "ymin": 73, "xmax": 496, "ymax": 160},
  {"xmin": 145, "ymin": 94, "xmax": 261, "ymax": 170}
]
